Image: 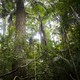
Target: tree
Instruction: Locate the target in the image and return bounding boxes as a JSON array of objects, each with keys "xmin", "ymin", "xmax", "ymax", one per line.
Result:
[
  {"xmin": 0, "ymin": 0, "xmax": 80, "ymax": 80},
  {"xmin": 12, "ymin": 0, "xmax": 28, "ymax": 79}
]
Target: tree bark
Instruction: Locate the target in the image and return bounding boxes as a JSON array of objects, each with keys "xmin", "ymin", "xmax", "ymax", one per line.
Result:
[
  {"xmin": 39, "ymin": 16, "xmax": 47, "ymax": 46},
  {"xmin": 39, "ymin": 16, "xmax": 48, "ymax": 60},
  {"xmin": 12, "ymin": 0, "xmax": 28, "ymax": 79},
  {"xmin": 15, "ymin": 0, "xmax": 26, "ymax": 58}
]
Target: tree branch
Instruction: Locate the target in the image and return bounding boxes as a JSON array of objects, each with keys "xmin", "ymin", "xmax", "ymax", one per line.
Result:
[{"xmin": 0, "ymin": 55, "xmax": 42, "ymax": 78}]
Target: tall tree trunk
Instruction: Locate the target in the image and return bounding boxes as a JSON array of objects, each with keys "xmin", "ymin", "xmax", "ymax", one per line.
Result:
[
  {"xmin": 39, "ymin": 16, "xmax": 47, "ymax": 46},
  {"xmin": 12, "ymin": 0, "xmax": 28, "ymax": 79},
  {"xmin": 15, "ymin": 0, "xmax": 26, "ymax": 58},
  {"xmin": 39, "ymin": 16, "xmax": 47, "ymax": 60}
]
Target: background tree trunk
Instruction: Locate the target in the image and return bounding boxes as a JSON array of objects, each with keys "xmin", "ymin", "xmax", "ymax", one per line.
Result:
[{"xmin": 39, "ymin": 16, "xmax": 47, "ymax": 46}]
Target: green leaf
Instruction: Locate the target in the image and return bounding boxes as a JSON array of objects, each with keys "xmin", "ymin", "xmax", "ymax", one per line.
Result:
[{"xmin": 32, "ymin": 2, "xmax": 47, "ymax": 17}]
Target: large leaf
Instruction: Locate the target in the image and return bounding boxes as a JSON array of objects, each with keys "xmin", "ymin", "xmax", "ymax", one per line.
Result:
[{"xmin": 32, "ymin": 1, "xmax": 47, "ymax": 17}]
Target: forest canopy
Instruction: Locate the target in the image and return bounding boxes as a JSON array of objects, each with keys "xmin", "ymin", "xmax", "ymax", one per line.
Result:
[{"xmin": 0, "ymin": 0, "xmax": 80, "ymax": 80}]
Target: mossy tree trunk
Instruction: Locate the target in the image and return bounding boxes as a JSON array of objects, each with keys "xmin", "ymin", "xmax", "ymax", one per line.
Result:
[
  {"xmin": 12, "ymin": 0, "xmax": 28, "ymax": 80},
  {"xmin": 15, "ymin": 0, "xmax": 26, "ymax": 57}
]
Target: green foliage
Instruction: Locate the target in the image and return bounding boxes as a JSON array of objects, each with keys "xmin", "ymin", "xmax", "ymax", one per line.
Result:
[{"xmin": 0, "ymin": 0, "xmax": 80, "ymax": 80}]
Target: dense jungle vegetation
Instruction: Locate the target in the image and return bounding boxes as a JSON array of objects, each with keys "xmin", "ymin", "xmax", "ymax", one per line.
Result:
[{"xmin": 0, "ymin": 0, "xmax": 80, "ymax": 80}]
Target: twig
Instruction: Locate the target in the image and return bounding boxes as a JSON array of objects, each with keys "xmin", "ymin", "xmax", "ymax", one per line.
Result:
[
  {"xmin": 70, "ymin": 74, "xmax": 76, "ymax": 80},
  {"xmin": 70, "ymin": 6, "xmax": 80, "ymax": 25},
  {"xmin": 0, "ymin": 68, "xmax": 18, "ymax": 78}
]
